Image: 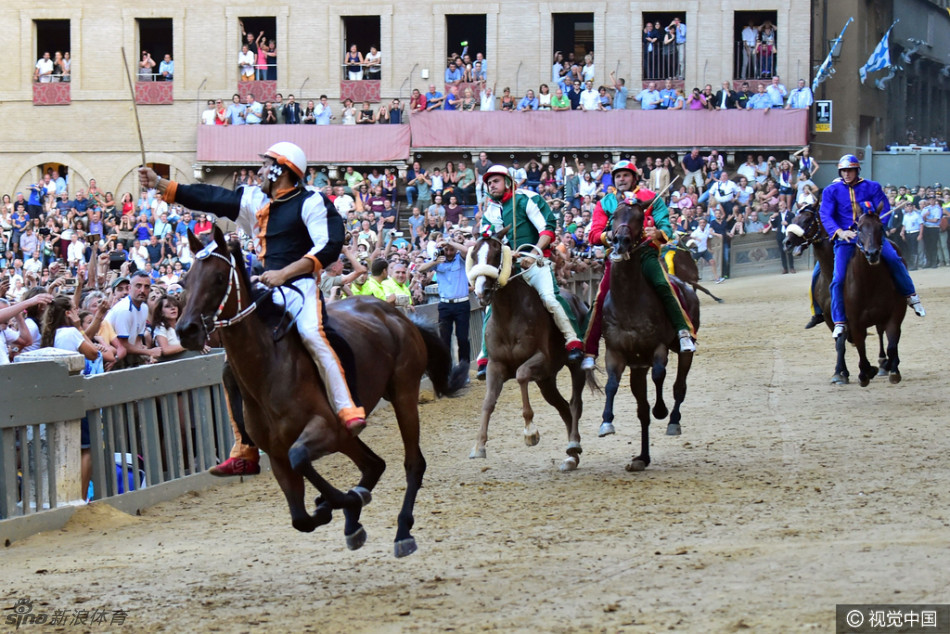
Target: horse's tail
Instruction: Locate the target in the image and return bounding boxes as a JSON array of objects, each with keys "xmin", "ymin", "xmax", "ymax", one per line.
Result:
[
  {"xmin": 411, "ymin": 317, "xmax": 469, "ymax": 397},
  {"xmin": 584, "ymin": 366, "xmax": 603, "ymax": 394}
]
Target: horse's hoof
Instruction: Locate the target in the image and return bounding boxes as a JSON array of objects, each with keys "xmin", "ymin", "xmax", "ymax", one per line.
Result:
[
  {"xmin": 566, "ymin": 441, "xmax": 582, "ymax": 455},
  {"xmin": 469, "ymin": 446, "xmax": 486, "ymax": 459},
  {"xmin": 877, "ymin": 366, "xmax": 888, "ymax": 377},
  {"xmin": 715, "ymin": 298, "xmax": 725, "ymax": 303},
  {"xmin": 394, "ymin": 537, "xmax": 418, "ymax": 558},
  {"xmin": 625, "ymin": 459, "xmax": 648, "ymax": 472},
  {"xmin": 345, "ymin": 526, "xmax": 367, "ymax": 551},
  {"xmin": 859, "ymin": 375, "xmax": 870, "ymax": 387},
  {"xmin": 350, "ymin": 486, "xmax": 372, "ymax": 507},
  {"xmin": 292, "ymin": 518, "xmax": 316, "ymax": 533},
  {"xmin": 653, "ymin": 404, "xmax": 669, "ymax": 420},
  {"xmin": 524, "ymin": 430, "xmax": 541, "ymax": 447},
  {"xmin": 559, "ymin": 456, "xmax": 579, "ymax": 472},
  {"xmin": 598, "ymin": 422, "xmax": 616, "ymax": 437},
  {"xmin": 889, "ymin": 371, "xmax": 902, "ymax": 384},
  {"xmin": 666, "ymin": 423, "xmax": 681, "ymax": 436},
  {"xmin": 831, "ymin": 373, "xmax": 849, "ymax": 385}
]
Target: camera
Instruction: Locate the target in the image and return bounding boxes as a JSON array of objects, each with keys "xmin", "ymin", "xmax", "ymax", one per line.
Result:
[
  {"xmin": 39, "ymin": 227, "xmax": 51, "ymax": 236},
  {"xmin": 87, "ymin": 233, "xmax": 101, "ymax": 245},
  {"xmin": 433, "ymin": 247, "xmax": 447, "ymax": 259}
]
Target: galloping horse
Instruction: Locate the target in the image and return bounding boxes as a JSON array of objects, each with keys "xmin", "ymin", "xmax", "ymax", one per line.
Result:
[
  {"xmin": 600, "ymin": 202, "xmax": 700, "ymax": 472},
  {"xmin": 663, "ymin": 237, "xmax": 723, "ymax": 303},
  {"xmin": 177, "ymin": 227, "xmax": 467, "ymax": 557},
  {"xmin": 784, "ymin": 207, "xmax": 902, "ymax": 385},
  {"xmin": 466, "ymin": 227, "xmax": 587, "ymax": 472}
]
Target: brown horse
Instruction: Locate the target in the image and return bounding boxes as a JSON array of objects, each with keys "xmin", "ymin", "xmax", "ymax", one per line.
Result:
[
  {"xmin": 466, "ymin": 227, "xmax": 587, "ymax": 472},
  {"xmin": 177, "ymin": 227, "xmax": 466, "ymax": 557},
  {"xmin": 663, "ymin": 239, "xmax": 723, "ymax": 303},
  {"xmin": 784, "ymin": 207, "xmax": 899, "ymax": 385},
  {"xmin": 601, "ymin": 202, "xmax": 700, "ymax": 472}
]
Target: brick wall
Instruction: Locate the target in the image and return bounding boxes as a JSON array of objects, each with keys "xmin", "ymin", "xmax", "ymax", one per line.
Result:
[{"xmin": 0, "ymin": 0, "xmax": 811, "ymax": 196}]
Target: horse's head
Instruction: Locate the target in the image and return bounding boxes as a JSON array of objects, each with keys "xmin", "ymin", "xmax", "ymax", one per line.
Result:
[
  {"xmin": 177, "ymin": 225, "xmax": 244, "ymax": 349},
  {"xmin": 610, "ymin": 201, "xmax": 648, "ymax": 261},
  {"xmin": 856, "ymin": 208, "xmax": 885, "ymax": 265},
  {"xmin": 783, "ymin": 204, "xmax": 821, "ymax": 256},
  {"xmin": 466, "ymin": 225, "xmax": 512, "ymax": 307}
]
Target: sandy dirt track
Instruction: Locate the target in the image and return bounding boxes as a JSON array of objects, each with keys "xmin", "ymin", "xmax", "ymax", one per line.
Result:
[{"xmin": 2, "ymin": 270, "xmax": 949, "ymax": 633}]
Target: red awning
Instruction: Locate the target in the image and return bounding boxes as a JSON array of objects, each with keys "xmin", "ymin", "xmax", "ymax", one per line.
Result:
[
  {"xmin": 409, "ymin": 110, "xmax": 808, "ymax": 150},
  {"xmin": 196, "ymin": 125, "xmax": 412, "ymax": 165}
]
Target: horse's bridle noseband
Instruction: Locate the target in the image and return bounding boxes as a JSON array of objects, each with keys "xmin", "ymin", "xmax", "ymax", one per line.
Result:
[
  {"xmin": 793, "ymin": 210, "xmax": 823, "ymax": 246},
  {"xmin": 196, "ymin": 249, "xmax": 257, "ymax": 338}
]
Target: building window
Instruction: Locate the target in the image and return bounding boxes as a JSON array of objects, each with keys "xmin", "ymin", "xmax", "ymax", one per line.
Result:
[
  {"xmin": 641, "ymin": 12, "xmax": 686, "ymax": 81},
  {"xmin": 33, "ymin": 20, "xmax": 70, "ymax": 83},
  {"xmin": 342, "ymin": 16, "xmax": 381, "ymax": 81},
  {"xmin": 734, "ymin": 11, "xmax": 778, "ymax": 80},
  {"xmin": 137, "ymin": 18, "xmax": 173, "ymax": 82},
  {"xmin": 446, "ymin": 14, "xmax": 486, "ymax": 81},
  {"xmin": 239, "ymin": 17, "xmax": 277, "ymax": 80},
  {"xmin": 552, "ymin": 13, "xmax": 594, "ymax": 68}
]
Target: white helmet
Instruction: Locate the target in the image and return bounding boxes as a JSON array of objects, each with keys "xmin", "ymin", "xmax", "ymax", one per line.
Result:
[
  {"xmin": 260, "ymin": 142, "xmax": 307, "ymax": 180},
  {"xmin": 484, "ymin": 164, "xmax": 512, "ymax": 189}
]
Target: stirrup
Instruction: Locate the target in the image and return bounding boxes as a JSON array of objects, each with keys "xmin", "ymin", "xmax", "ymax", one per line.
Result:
[
  {"xmin": 907, "ymin": 295, "xmax": 925, "ymax": 317},
  {"xmin": 678, "ymin": 330, "xmax": 696, "ymax": 353}
]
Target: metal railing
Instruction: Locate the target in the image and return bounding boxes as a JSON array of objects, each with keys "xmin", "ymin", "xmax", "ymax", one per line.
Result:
[
  {"xmin": 734, "ymin": 40, "xmax": 776, "ymax": 80},
  {"xmin": 0, "ymin": 352, "xmax": 233, "ymax": 522},
  {"xmin": 643, "ymin": 41, "xmax": 685, "ymax": 81}
]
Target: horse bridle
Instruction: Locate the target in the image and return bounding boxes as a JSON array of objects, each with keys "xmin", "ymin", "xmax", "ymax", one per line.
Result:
[
  {"xmin": 609, "ymin": 222, "xmax": 652, "ymax": 262},
  {"xmin": 790, "ymin": 210, "xmax": 823, "ymax": 246},
  {"xmin": 195, "ymin": 248, "xmax": 258, "ymax": 338}
]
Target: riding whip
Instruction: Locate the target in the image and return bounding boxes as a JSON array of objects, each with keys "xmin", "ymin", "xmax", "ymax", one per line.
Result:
[{"xmin": 120, "ymin": 47, "xmax": 148, "ymax": 167}]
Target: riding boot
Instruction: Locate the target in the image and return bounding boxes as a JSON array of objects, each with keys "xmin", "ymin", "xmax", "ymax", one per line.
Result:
[{"xmin": 804, "ymin": 314, "xmax": 824, "ymax": 329}]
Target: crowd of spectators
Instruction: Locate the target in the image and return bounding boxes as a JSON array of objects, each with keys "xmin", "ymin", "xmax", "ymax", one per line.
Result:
[{"xmin": 6, "ymin": 148, "xmax": 949, "ymax": 369}]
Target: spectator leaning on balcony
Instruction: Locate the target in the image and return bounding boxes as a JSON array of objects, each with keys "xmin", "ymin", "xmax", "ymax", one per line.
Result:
[
  {"xmin": 425, "ymin": 84, "xmax": 445, "ymax": 111},
  {"xmin": 657, "ymin": 78, "xmax": 676, "ymax": 109},
  {"xmin": 245, "ymin": 94, "xmax": 263, "ymax": 124},
  {"xmin": 785, "ymin": 79, "xmax": 813, "ymax": 109},
  {"xmin": 747, "ymin": 84, "xmax": 772, "ymax": 110},
  {"xmin": 138, "ymin": 50, "xmax": 156, "ymax": 81},
  {"xmin": 34, "ymin": 52, "xmax": 54, "ymax": 83},
  {"xmin": 363, "ymin": 46, "xmax": 381, "ymax": 80},
  {"xmin": 713, "ymin": 81, "xmax": 738, "ymax": 109},
  {"xmin": 766, "ymin": 76, "xmax": 787, "ymax": 108},
  {"xmin": 579, "ymin": 80, "xmax": 600, "ymax": 111},
  {"xmin": 478, "ymin": 80, "xmax": 496, "ymax": 111},
  {"xmin": 283, "ymin": 94, "xmax": 302, "ymax": 124},
  {"xmin": 734, "ymin": 81, "xmax": 753, "ymax": 109},
  {"xmin": 444, "ymin": 61, "xmax": 463, "ymax": 85},
  {"xmin": 159, "ymin": 54, "xmax": 174, "ymax": 81},
  {"xmin": 226, "ymin": 94, "xmax": 246, "ymax": 125},
  {"xmin": 345, "ymin": 44, "xmax": 363, "ymax": 80},
  {"xmin": 672, "ymin": 17, "xmax": 687, "ymax": 79},
  {"xmin": 634, "ymin": 81, "xmax": 661, "ymax": 110},
  {"xmin": 315, "ymin": 94, "xmax": 333, "ymax": 124},
  {"xmin": 517, "ymin": 89, "xmax": 539, "ymax": 111}
]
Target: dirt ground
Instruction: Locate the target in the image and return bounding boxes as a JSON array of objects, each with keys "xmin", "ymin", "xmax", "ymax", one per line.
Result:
[{"xmin": 3, "ymin": 270, "xmax": 949, "ymax": 633}]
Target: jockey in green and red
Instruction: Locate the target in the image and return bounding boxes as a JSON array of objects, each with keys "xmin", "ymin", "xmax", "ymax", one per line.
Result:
[{"xmin": 581, "ymin": 160, "xmax": 696, "ymax": 372}]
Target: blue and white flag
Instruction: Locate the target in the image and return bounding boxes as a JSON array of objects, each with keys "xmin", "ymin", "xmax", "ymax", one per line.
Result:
[
  {"xmin": 812, "ymin": 17, "xmax": 853, "ymax": 93},
  {"xmin": 859, "ymin": 21, "xmax": 898, "ymax": 84}
]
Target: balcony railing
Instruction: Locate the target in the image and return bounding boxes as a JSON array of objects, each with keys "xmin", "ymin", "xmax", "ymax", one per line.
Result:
[
  {"xmin": 734, "ymin": 40, "xmax": 776, "ymax": 80},
  {"xmin": 642, "ymin": 42, "xmax": 685, "ymax": 81}
]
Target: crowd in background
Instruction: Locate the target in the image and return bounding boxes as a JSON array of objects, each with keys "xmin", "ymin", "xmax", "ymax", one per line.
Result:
[{"xmin": 5, "ymin": 146, "xmax": 950, "ymax": 367}]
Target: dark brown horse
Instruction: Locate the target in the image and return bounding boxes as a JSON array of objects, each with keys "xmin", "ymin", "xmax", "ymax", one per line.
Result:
[
  {"xmin": 601, "ymin": 202, "xmax": 700, "ymax": 472},
  {"xmin": 177, "ymin": 227, "xmax": 466, "ymax": 557},
  {"xmin": 466, "ymin": 227, "xmax": 587, "ymax": 472},
  {"xmin": 662, "ymin": 239, "xmax": 723, "ymax": 303},
  {"xmin": 784, "ymin": 207, "xmax": 898, "ymax": 385}
]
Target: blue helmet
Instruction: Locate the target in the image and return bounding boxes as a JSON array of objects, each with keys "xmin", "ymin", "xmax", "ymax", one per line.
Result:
[{"xmin": 837, "ymin": 154, "xmax": 861, "ymax": 172}]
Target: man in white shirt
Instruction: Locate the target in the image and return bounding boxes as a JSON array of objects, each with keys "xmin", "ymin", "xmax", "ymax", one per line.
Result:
[
  {"xmin": 34, "ymin": 52, "xmax": 54, "ymax": 83},
  {"xmin": 508, "ymin": 160, "xmax": 527, "ymax": 189},
  {"xmin": 736, "ymin": 155, "xmax": 757, "ymax": 183},
  {"xmin": 23, "ymin": 252, "xmax": 44, "ymax": 277},
  {"xmin": 708, "ymin": 172, "xmax": 740, "ymax": 218},
  {"xmin": 785, "ymin": 79, "xmax": 814, "ymax": 109},
  {"xmin": 201, "ymin": 99, "xmax": 217, "ymax": 125},
  {"xmin": 150, "ymin": 193, "xmax": 169, "ymax": 220},
  {"xmin": 479, "ymin": 82, "xmax": 496, "ymax": 111},
  {"xmin": 765, "ymin": 76, "xmax": 788, "ymax": 108},
  {"xmin": 106, "ymin": 271, "xmax": 161, "ymax": 366},
  {"xmin": 238, "ymin": 45, "xmax": 255, "ymax": 81},
  {"xmin": 689, "ymin": 217, "xmax": 721, "ymax": 282},
  {"xmin": 332, "ymin": 185, "xmax": 355, "ymax": 215},
  {"xmin": 579, "ymin": 80, "xmax": 600, "ymax": 111},
  {"xmin": 66, "ymin": 234, "xmax": 87, "ymax": 269},
  {"xmin": 130, "ymin": 240, "xmax": 149, "ymax": 270},
  {"xmin": 741, "ymin": 21, "xmax": 759, "ymax": 79}
]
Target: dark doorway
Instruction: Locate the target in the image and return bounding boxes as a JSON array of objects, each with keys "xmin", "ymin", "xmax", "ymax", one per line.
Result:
[
  {"xmin": 553, "ymin": 13, "xmax": 594, "ymax": 64},
  {"xmin": 446, "ymin": 15, "xmax": 486, "ymax": 62},
  {"xmin": 239, "ymin": 17, "xmax": 278, "ymax": 80},
  {"xmin": 734, "ymin": 10, "xmax": 778, "ymax": 79},
  {"xmin": 138, "ymin": 18, "xmax": 173, "ymax": 80},
  {"xmin": 343, "ymin": 16, "xmax": 381, "ymax": 74},
  {"xmin": 642, "ymin": 12, "xmax": 686, "ymax": 80},
  {"xmin": 35, "ymin": 20, "xmax": 70, "ymax": 61}
]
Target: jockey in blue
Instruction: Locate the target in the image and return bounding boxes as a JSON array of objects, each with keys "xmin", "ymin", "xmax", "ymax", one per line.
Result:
[{"xmin": 819, "ymin": 154, "xmax": 925, "ymax": 339}]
